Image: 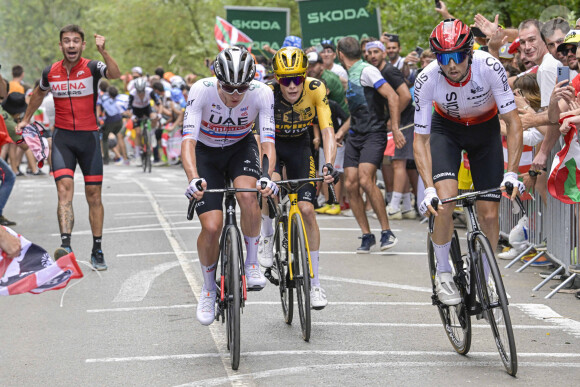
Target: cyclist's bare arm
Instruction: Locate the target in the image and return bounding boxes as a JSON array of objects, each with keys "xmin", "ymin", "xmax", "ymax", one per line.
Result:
[
  {"xmin": 181, "ymin": 138, "xmax": 200, "ymax": 182},
  {"xmin": 501, "ymin": 109, "xmax": 523, "ymax": 175},
  {"xmin": 0, "ymin": 74, "xmax": 6, "ymax": 99},
  {"xmin": 95, "ymin": 34, "xmax": 121, "ymax": 79},
  {"xmin": 16, "ymin": 86, "xmax": 48, "ymax": 132},
  {"xmin": 413, "ymin": 133, "xmax": 434, "ymax": 190}
]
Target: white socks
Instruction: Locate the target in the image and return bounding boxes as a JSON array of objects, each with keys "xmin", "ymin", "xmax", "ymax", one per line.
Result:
[
  {"xmin": 310, "ymin": 250, "xmax": 320, "ymax": 287},
  {"xmin": 201, "ymin": 262, "xmax": 217, "ymax": 291},
  {"xmin": 244, "ymin": 235, "xmax": 260, "ymax": 266},
  {"xmin": 390, "ymin": 192, "xmax": 402, "ymax": 210},
  {"xmin": 402, "ymin": 193, "xmax": 412, "ymax": 211},
  {"xmin": 261, "ymin": 213, "xmax": 274, "ymax": 237},
  {"xmin": 433, "ymin": 241, "xmax": 452, "ymax": 274}
]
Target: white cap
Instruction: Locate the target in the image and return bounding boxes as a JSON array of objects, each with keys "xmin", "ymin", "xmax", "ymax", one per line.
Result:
[{"xmin": 131, "ymin": 66, "xmax": 143, "ymax": 75}]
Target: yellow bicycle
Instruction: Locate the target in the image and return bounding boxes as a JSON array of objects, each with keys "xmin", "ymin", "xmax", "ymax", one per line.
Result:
[{"xmin": 264, "ymin": 177, "xmax": 335, "ymax": 341}]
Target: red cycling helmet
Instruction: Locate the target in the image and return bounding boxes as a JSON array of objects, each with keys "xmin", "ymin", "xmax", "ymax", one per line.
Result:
[{"xmin": 429, "ymin": 19, "xmax": 474, "ymax": 53}]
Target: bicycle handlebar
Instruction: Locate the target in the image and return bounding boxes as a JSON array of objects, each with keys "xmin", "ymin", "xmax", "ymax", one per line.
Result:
[{"xmin": 260, "ymin": 154, "xmax": 278, "ymax": 219}]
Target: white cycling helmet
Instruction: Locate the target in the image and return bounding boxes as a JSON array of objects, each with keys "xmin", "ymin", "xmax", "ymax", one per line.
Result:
[
  {"xmin": 134, "ymin": 77, "xmax": 147, "ymax": 92},
  {"xmin": 214, "ymin": 47, "xmax": 255, "ymax": 86}
]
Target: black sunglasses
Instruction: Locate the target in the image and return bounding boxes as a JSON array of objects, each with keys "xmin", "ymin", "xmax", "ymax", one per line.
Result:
[{"xmin": 560, "ymin": 46, "xmax": 577, "ymax": 56}]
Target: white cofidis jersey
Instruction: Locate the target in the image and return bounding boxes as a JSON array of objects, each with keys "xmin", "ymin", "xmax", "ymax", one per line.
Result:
[
  {"xmin": 414, "ymin": 50, "xmax": 516, "ymax": 134},
  {"xmin": 183, "ymin": 77, "xmax": 275, "ymax": 147}
]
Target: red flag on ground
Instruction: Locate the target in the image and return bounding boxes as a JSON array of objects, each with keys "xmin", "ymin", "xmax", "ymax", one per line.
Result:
[
  {"xmin": 214, "ymin": 16, "xmax": 253, "ymax": 52},
  {"xmin": 0, "ymin": 227, "xmax": 83, "ymax": 295},
  {"xmin": 548, "ymin": 123, "xmax": 580, "ymax": 204}
]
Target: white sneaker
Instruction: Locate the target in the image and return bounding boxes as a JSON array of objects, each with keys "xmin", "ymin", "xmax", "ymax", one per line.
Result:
[
  {"xmin": 402, "ymin": 208, "xmax": 418, "ymax": 219},
  {"xmin": 435, "ymin": 272, "xmax": 461, "ymax": 306},
  {"xmin": 310, "ymin": 286, "xmax": 328, "ymax": 310},
  {"xmin": 258, "ymin": 235, "xmax": 274, "ymax": 268},
  {"xmin": 497, "ymin": 247, "xmax": 523, "ymax": 260},
  {"xmin": 196, "ymin": 287, "xmax": 216, "ymax": 326},
  {"xmin": 342, "ymin": 209, "xmax": 354, "ymax": 217},
  {"xmin": 245, "ymin": 264, "xmax": 266, "ymax": 290},
  {"xmin": 387, "ymin": 205, "xmax": 402, "ymax": 220}
]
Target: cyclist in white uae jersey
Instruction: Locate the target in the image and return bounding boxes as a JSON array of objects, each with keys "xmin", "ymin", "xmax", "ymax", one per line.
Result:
[
  {"xmin": 413, "ymin": 19, "xmax": 524, "ymax": 305},
  {"xmin": 182, "ymin": 47, "xmax": 277, "ymax": 326}
]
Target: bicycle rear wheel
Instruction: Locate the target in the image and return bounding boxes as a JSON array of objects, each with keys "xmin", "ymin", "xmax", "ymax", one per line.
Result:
[
  {"xmin": 428, "ymin": 231, "xmax": 471, "ymax": 355},
  {"xmin": 224, "ymin": 227, "xmax": 241, "ymax": 370},
  {"xmin": 274, "ymin": 217, "xmax": 293, "ymax": 324},
  {"xmin": 473, "ymin": 233, "xmax": 517, "ymax": 376},
  {"xmin": 291, "ymin": 213, "xmax": 311, "ymax": 341}
]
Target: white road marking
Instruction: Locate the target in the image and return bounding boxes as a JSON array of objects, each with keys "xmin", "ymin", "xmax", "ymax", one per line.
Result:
[
  {"xmin": 515, "ymin": 303, "xmax": 580, "ymax": 338},
  {"xmin": 320, "ymin": 251, "xmax": 426, "ymax": 256},
  {"xmin": 320, "ymin": 275, "xmax": 432, "ymax": 293},
  {"xmin": 87, "ymin": 301, "xmax": 433, "ymax": 313},
  {"xmin": 176, "ymin": 361, "xmax": 580, "ymax": 386},
  {"xmin": 113, "ymin": 261, "xmax": 181, "ymax": 302},
  {"xmin": 313, "ymin": 322, "xmax": 561, "ymax": 330},
  {"xmin": 116, "ymin": 251, "xmax": 198, "ymax": 257},
  {"xmin": 133, "ymin": 179, "xmax": 246, "ymax": 386}
]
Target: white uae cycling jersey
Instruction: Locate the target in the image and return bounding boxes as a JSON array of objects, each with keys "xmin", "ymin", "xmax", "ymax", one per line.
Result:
[
  {"xmin": 183, "ymin": 77, "xmax": 275, "ymax": 147},
  {"xmin": 414, "ymin": 50, "xmax": 516, "ymax": 134}
]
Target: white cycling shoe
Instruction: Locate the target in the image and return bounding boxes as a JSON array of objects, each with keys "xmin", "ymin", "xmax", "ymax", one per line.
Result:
[
  {"xmin": 310, "ymin": 286, "xmax": 328, "ymax": 310},
  {"xmin": 435, "ymin": 272, "xmax": 461, "ymax": 306},
  {"xmin": 245, "ymin": 264, "xmax": 267, "ymax": 290},
  {"xmin": 197, "ymin": 287, "xmax": 217, "ymax": 326},
  {"xmin": 258, "ymin": 235, "xmax": 274, "ymax": 268}
]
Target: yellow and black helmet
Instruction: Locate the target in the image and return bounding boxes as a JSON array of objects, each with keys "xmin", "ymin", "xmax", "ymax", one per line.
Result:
[{"xmin": 272, "ymin": 47, "xmax": 308, "ymax": 77}]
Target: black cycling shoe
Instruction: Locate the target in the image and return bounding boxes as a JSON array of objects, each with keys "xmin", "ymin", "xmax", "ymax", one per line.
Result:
[{"xmin": 91, "ymin": 250, "xmax": 108, "ymax": 271}]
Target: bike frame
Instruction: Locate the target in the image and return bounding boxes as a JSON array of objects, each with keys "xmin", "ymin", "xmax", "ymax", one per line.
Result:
[
  {"xmin": 286, "ymin": 191, "xmax": 313, "ymax": 281},
  {"xmin": 218, "ymin": 188, "xmax": 247, "ymax": 303}
]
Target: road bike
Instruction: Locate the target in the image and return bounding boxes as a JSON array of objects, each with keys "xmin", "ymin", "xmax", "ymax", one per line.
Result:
[
  {"xmin": 140, "ymin": 117, "xmax": 152, "ymax": 173},
  {"xmin": 187, "ymin": 185, "xmax": 258, "ymax": 370},
  {"xmin": 264, "ymin": 177, "xmax": 335, "ymax": 342},
  {"xmin": 427, "ymin": 184, "xmax": 519, "ymax": 376}
]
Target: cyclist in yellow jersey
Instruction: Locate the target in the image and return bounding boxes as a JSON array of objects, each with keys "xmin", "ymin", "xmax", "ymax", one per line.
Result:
[{"xmin": 259, "ymin": 47, "xmax": 338, "ymax": 309}]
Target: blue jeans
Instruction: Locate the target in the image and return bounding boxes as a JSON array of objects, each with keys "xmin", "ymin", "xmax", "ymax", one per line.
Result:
[{"xmin": 0, "ymin": 157, "xmax": 16, "ymax": 216}]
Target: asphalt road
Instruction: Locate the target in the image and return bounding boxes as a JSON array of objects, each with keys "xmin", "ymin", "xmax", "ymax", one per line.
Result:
[{"xmin": 1, "ymin": 164, "xmax": 579, "ymax": 386}]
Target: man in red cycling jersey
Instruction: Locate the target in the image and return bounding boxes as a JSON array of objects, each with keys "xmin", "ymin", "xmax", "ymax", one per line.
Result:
[
  {"xmin": 17, "ymin": 24, "xmax": 120, "ymax": 270},
  {"xmin": 413, "ymin": 19, "xmax": 524, "ymax": 305}
]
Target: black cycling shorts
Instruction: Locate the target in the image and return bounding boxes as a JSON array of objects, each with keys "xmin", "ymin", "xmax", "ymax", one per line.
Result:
[
  {"xmin": 195, "ymin": 134, "xmax": 260, "ymax": 215},
  {"xmin": 430, "ymin": 112, "xmax": 503, "ymax": 201},
  {"xmin": 52, "ymin": 129, "xmax": 103, "ymax": 185},
  {"xmin": 344, "ymin": 131, "xmax": 388, "ymax": 169},
  {"xmin": 275, "ymin": 135, "xmax": 316, "ymax": 204},
  {"xmin": 133, "ymin": 106, "xmax": 152, "ymax": 120}
]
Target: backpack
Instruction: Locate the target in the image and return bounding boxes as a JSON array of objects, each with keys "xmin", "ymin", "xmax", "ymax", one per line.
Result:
[{"xmin": 17, "ymin": 121, "xmax": 49, "ymax": 168}]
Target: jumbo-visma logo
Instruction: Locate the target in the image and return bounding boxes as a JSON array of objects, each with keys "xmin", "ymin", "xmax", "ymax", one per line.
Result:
[{"xmin": 307, "ymin": 8, "xmax": 371, "ymax": 24}]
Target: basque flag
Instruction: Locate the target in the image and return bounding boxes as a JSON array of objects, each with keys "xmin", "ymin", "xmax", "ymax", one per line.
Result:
[
  {"xmin": 0, "ymin": 227, "xmax": 83, "ymax": 296},
  {"xmin": 214, "ymin": 16, "xmax": 253, "ymax": 52},
  {"xmin": 548, "ymin": 123, "xmax": 580, "ymax": 204}
]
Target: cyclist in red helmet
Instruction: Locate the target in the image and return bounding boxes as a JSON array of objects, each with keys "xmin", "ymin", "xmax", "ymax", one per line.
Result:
[{"xmin": 413, "ymin": 19, "xmax": 525, "ymax": 305}]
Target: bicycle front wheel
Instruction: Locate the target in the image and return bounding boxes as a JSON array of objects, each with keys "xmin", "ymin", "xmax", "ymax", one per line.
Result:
[
  {"xmin": 473, "ymin": 233, "xmax": 517, "ymax": 376},
  {"xmin": 427, "ymin": 231, "xmax": 471, "ymax": 355},
  {"xmin": 142, "ymin": 130, "xmax": 149, "ymax": 173},
  {"xmin": 274, "ymin": 217, "xmax": 293, "ymax": 324},
  {"xmin": 224, "ymin": 227, "xmax": 241, "ymax": 370},
  {"xmin": 291, "ymin": 213, "xmax": 311, "ymax": 342}
]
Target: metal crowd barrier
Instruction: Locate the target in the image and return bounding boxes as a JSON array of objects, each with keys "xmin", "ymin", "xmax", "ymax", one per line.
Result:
[{"xmin": 499, "ymin": 146, "xmax": 580, "ymax": 299}]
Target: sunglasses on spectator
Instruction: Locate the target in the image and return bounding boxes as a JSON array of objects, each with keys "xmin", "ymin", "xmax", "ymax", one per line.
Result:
[
  {"xmin": 277, "ymin": 75, "xmax": 306, "ymax": 87},
  {"xmin": 560, "ymin": 46, "xmax": 577, "ymax": 56},
  {"xmin": 219, "ymin": 81, "xmax": 250, "ymax": 95},
  {"xmin": 436, "ymin": 51, "xmax": 468, "ymax": 65}
]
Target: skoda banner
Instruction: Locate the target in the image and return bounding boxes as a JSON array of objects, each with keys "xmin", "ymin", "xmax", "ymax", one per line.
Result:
[
  {"xmin": 297, "ymin": 0, "xmax": 381, "ymax": 47},
  {"xmin": 225, "ymin": 6, "xmax": 290, "ymax": 57}
]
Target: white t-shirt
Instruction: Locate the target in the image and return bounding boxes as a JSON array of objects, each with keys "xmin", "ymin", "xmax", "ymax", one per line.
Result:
[
  {"xmin": 331, "ymin": 63, "xmax": 348, "ymax": 80},
  {"xmin": 360, "ymin": 64, "xmax": 387, "ymax": 88},
  {"xmin": 183, "ymin": 77, "xmax": 275, "ymax": 147},
  {"xmin": 537, "ymin": 53, "xmax": 562, "ymax": 108}
]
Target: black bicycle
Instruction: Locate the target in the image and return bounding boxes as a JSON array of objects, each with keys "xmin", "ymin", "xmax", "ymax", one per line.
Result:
[
  {"xmin": 187, "ymin": 186, "xmax": 259, "ymax": 370},
  {"xmin": 427, "ymin": 184, "xmax": 519, "ymax": 376},
  {"xmin": 140, "ymin": 117, "xmax": 152, "ymax": 173},
  {"xmin": 264, "ymin": 177, "xmax": 335, "ymax": 342}
]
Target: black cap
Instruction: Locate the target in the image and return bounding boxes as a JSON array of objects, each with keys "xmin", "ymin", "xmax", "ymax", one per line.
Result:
[{"xmin": 1, "ymin": 92, "xmax": 27, "ymax": 115}]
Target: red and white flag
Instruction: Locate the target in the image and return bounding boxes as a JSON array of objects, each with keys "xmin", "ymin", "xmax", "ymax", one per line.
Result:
[
  {"xmin": 0, "ymin": 227, "xmax": 83, "ymax": 296},
  {"xmin": 548, "ymin": 125, "xmax": 580, "ymax": 204},
  {"xmin": 214, "ymin": 16, "xmax": 253, "ymax": 52}
]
